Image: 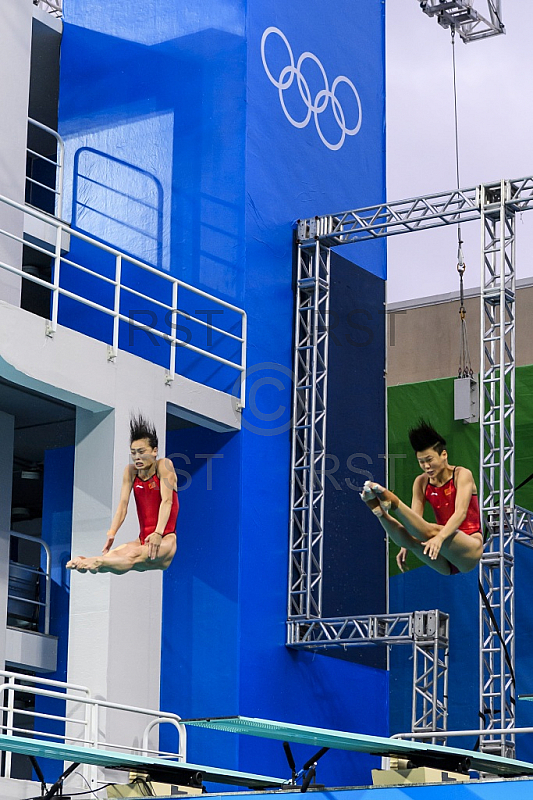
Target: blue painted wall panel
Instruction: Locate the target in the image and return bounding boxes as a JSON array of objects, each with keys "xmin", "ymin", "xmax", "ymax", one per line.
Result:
[
  {"xmin": 61, "ymin": 0, "xmax": 389, "ymax": 788},
  {"xmin": 59, "ymin": 2, "xmax": 247, "ymax": 383},
  {"xmin": 33, "ymin": 446, "xmax": 74, "ymax": 783},
  {"xmin": 161, "ymin": 426, "xmax": 241, "ymax": 773},
  {"xmin": 237, "ymin": 1, "xmax": 388, "ymax": 783}
]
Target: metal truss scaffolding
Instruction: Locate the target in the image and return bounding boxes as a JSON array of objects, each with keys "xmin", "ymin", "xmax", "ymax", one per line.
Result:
[
  {"xmin": 288, "ymin": 611, "xmax": 449, "ymax": 735},
  {"xmin": 289, "ymin": 176, "xmax": 533, "ymax": 745},
  {"xmin": 478, "ymin": 181, "xmax": 516, "ymax": 757},
  {"xmin": 418, "ymin": 1, "xmax": 504, "ymax": 43},
  {"xmin": 288, "ymin": 242, "xmax": 330, "ymax": 619}
]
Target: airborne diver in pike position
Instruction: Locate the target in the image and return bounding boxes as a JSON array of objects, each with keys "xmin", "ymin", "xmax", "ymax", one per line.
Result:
[
  {"xmin": 67, "ymin": 415, "xmax": 178, "ymax": 575},
  {"xmin": 360, "ymin": 420, "xmax": 483, "ymax": 575}
]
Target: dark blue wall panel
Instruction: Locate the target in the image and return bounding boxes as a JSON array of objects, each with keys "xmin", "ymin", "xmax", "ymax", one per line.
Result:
[{"xmin": 322, "ymin": 253, "xmax": 387, "ymax": 667}]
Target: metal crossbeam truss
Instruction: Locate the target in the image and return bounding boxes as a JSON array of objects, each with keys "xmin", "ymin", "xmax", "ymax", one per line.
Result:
[
  {"xmin": 296, "ymin": 178, "xmax": 533, "ymax": 249},
  {"xmin": 288, "ymin": 611, "xmax": 449, "ymax": 734},
  {"xmin": 419, "ymin": 1, "xmax": 504, "ymax": 43},
  {"xmin": 478, "ymin": 181, "xmax": 516, "ymax": 757},
  {"xmin": 288, "ymin": 176, "xmax": 533, "ymax": 745}
]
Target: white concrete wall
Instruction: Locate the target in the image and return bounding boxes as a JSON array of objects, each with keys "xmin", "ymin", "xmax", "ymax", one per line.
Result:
[
  {"xmin": 0, "ymin": 0, "xmax": 33, "ymax": 305},
  {"xmin": 0, "ymin": 411, "xmax": 15, "ymax": 671}
]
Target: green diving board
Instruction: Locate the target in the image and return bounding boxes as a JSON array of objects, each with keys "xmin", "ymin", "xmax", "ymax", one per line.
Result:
[
  {"xmin": 180, "ymin": 716, "xmax": 533, "ymax": 779},
  {"xmin": 0, "ymin": 732, "xmax": 285, "ymax": 789}
]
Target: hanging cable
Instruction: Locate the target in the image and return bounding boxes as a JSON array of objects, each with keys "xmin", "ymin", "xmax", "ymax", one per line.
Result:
[{"xmin": 451, "ymin": 26, "xmax": 473, "ymax": 379}]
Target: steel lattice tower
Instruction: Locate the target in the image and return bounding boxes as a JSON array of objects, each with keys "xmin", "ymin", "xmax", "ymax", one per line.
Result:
[{"xmin": 478, "ymin": 181, "xmax": 516, "ymax": 756}]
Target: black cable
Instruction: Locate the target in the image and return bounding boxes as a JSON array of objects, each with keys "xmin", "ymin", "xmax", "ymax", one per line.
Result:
[
  {"xmin": 478, "ymin": 578, "xmax": 516, "ymax": 699},
  {"xmin": 58, "ymin": 781, "xmax": 128, "ymax": 797},
  {"xmin": 22, "ymin": 780, "xmax": 120, "ymax": 800},
  {"xmin": 515, "ymin": 471, "xmax": 533, "ymax": 492}
]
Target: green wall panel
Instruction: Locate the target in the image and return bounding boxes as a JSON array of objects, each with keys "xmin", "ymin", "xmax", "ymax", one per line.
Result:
[{"xmin": 387, "ymin": 366, "xmax": 533, "ymax": 576}]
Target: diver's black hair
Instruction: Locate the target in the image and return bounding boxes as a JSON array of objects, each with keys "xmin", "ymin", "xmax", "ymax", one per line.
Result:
[
  {"xmin": 408, "ymin": 419, "xmax": 446, "ymax": 454},
  {"xmin": 130, "ymin": 414, "xmax": 158, "ymax": 449}
]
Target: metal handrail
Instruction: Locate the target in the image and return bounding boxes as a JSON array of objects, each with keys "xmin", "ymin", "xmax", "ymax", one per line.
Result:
[
  {"xmin": 0, "ymin": 192, "xmax": 247, "ymax": 405},
  {"xmin": 9, "ymin": 531, "xmax": 51, "ymax": 635},
  {"xmin": 0, "ymin": 673, "xmax": 186, "ymax": 780},
  {"xmin": 27, "ymin": 118, "xmax": 64, "ymax": 219},
  {"xmin": 0, "ymin": 671, "xmax": 89, "ymax": 778}
]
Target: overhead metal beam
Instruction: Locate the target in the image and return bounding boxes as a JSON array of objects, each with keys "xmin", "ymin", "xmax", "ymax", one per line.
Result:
[
  {"xmin": 418, "ymin": 1, "xmax": 504, "ymax": 43},
  {"xmin": 296, "ymin": 177, "xmax": 533, "ymax": 248}
]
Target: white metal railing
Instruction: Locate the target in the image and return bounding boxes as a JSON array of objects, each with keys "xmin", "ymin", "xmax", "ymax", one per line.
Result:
[
  {"xmin": 8, "ymin": 532, "xmax": 51, "ymax": 635},
  {"xmin": 26, "ymin": 118, "xmax": 64, "ymax": 220},
  {"xmin": 0, "ymin": 671, "xmax": 186, "ymax": 783},
  {"xmin": 393, "ymin": 726, "xmax": 533, "ymax": 742},
  {"xmin": 0, "ymin": 193, "xmax": 247, "ymax": 405},
  {"xmin": 33, "ymin": 0, "xmax": 62, "ymax": 17}
]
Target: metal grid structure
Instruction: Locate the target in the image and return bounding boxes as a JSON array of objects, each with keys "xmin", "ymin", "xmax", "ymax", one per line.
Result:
[
  {"xmin": 288, "ymin": 176, "xmax": 533, "ymax": 744},
  {"xmin": 514, "ymin": 506, "xmax": 533, "ymax": 549},
  {"xmin": 288, "ymin": 242, "xmax": 331, "ymax": 619},
  {"xmin": 418, "ymin": 0, "xmax": 504, "ymax": 42},
  {"xmin": 478, "ymin": 181, "xmax": 516, "ymax": 756},
  {"xmin": 288, "ymin": 611, "xmax": 449, "ymax": 735}
]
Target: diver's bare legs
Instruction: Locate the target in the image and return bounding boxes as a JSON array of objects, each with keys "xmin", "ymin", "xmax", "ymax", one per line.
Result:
[
  {"xmin": 67, "ymin": 535, "xmax": 176, "ymax": 575},
  {"xmin": 360, "ymin": 486, "xmax": 452, "ymax": 575},
  {"xmin": 361, "ymin": 482, "xmax": 482, "ymax": 574}
]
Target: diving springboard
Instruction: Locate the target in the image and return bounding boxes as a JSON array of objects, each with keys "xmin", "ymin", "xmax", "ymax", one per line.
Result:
[
  {"xmin": 181, "ymin": 716, "xmax": 533, "ymax": 779},
  {"xmin": 0, "ymin": 732, "xmax": 285, "ymax": 789}
]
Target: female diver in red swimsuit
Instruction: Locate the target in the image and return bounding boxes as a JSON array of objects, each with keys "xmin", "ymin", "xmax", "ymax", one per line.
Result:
[
  {"xmin": 67, "ymin": 414, "xmax": 178, "ymax": 575},
  {"xmin": 361, "ymin": 420, "xmax": 483, "ymax": 575}
]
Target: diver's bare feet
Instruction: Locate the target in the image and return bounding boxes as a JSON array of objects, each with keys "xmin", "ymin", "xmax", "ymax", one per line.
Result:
[
  {"xmin": 66, "ymin": 556, "xmax": 90, "ymax": 573},
  {"xmin": 369, "ymin": 482, "xmax": 400, "ymax": 512},
  {"xmin": 360, "ymin": 482, "xmax": 385, "ymax": 517}
]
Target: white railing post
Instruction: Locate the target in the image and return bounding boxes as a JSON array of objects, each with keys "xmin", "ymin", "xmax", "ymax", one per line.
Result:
[
  {"xmin": 167, "ymin": 280, "xmax": 178, "ymax": 384},
  {"xmin": 239, "ymin": 312, "xmax": 247, "ymax": 410},
  {"xmin": 4, "ymin": 677, "xmax": 15, "ymax": 778},
  {"xmin": 56, "ymin": 135, "xmax": 64, "ymax": 220},
  {"xmin": 111, "ymin": 255, "xmax": 122, "ymax": 359},
  {"xmin": 141, "ymin": 717, "xmax": 187, "ymax": 761},
  {"xmin": 47, "ymin": 221, "xmax": 63, "ymax": 337},
  {"xmin": 87, "ymin": 702, "xmax": 100, "ymax": 789}
]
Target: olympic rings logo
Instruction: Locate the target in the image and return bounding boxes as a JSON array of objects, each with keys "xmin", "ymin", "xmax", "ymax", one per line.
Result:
[{"xmin": 260, "ymin": 26, "xmax": 362, "ymax": 151}]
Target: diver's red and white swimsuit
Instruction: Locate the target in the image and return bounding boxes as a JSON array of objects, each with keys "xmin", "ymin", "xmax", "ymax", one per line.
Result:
[
  {"xmin": 133, "ymin": 473, "xmax": 179, "ymax": 545},
  {"xmin": 424, "ymin": 468, "xmax": 481, "ymax": 535},
  {"xmin": 424, "ymin": 467, "xmax": 481, "ymax": 574}
]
